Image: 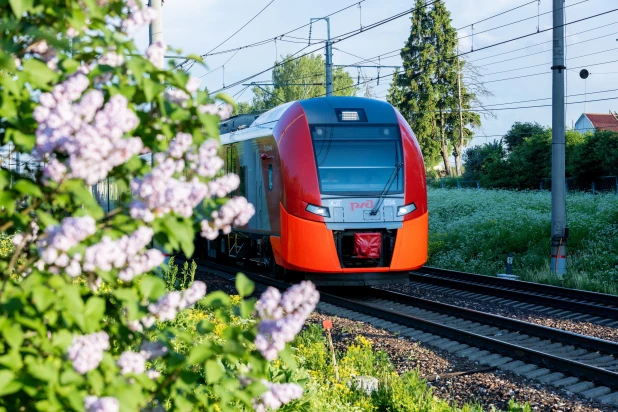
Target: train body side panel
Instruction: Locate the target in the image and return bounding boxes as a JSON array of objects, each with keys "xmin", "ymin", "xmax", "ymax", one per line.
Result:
[{"xmin": 273, "ymin": 103, "xmax": 323, "ymax": 223}]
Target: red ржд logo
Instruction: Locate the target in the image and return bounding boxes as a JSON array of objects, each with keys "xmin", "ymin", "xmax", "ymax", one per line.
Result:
[{"xmin": 350, "ymin": 200, "xmax": 374, "ymax": 211}]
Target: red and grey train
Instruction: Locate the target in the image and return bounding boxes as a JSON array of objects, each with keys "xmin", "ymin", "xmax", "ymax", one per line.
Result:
[{"xmin": 197, "ymin": 96, "xmax": 428, "ymax": 286}]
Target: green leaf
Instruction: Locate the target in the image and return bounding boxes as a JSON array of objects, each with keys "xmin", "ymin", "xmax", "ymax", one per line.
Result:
[
  {"xmin": 142, "ymin": 77, "xmax": 164, "ymax": 102},
  {"xmin": 239, "ymin": 298, "xmax": 255, "ymax": 319},
  {"xmin": 2, "ymin": 324, "xmax": 23, "ymax": 349},
  {"xmin": 62, "ymin": 284, "xmax": 85, "ymax": 330},
  {"xmin": 205, "ymin": 359, "xmax": 225, "ymax": 384},
  {"xmin": 22, "ymin": 58, "xmax": 57, "ymax": 87},
  {"xmin": 0, "ymin": 169, "xmax": 9, "ymax": 191},
  {"xmin": 197, "ymin": 320, "xmax": 214, "ymax": 334},
  {"xmin": 13, "ymin": 179, "xmax": 42, "ymax": 198},
  {"xmin": 0, "ymin": 350, "xmax": 22, "ymax": 371},
  {"xmin": 278, "ymin": 346, "xmax": 298, "ymax": 370},
  {"xmin": 84, "ymin": 297, "xmax": 105, "ymax": 331},
  {"xmin": 164, "ymin": 218, "xmax": 194, "ymax": 257},
  {"xmin": 8, "ymin": 0, "xmax": 33, "ymax": 18},
  {"xmin": 235, "ymin": 273, "xmax": 254, "ymax": 298},
  {"xmin": 27, "ymin": 361, "xmax": 57, "ymax": 382},
  {"xmin": 215, "ymin": 92, "xmax": 235, "ymax": 106},
  {"xmin": 139, "ymin": 275, "xmax": 166, "ymax": 300},
  {"xmin": 51, "ymin": 330, "xmax": 73, "ymax": 351},
  {"xmin": 186, "ymin": 345, "xmax": 211, "ymax": 365},
  {"xmin": 32, "ymin": 285, "xmax": 55, "ymax": 312},
  {"xmin": 200, "ymin": 291, "xmax": 230, "ymax": 309},
  {"xmin": 60, "ymin": 369, "xmax": 84, "ymax": 386},
  {"xmin": 87, "ymin": 370, "xmax": 104, "ymax": 395},
  {"xmin": 8, "ymin": 130, "xmax": 35, "ymax": 152},
  {"xmin": 0, "ymin": 370, "xmax": 21, "ymax": 396}
]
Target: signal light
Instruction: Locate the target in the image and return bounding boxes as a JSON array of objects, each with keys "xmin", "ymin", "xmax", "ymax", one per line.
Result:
[
  {"xmin": 340, "ymin": 111, "xmax": 360, "ymax": 121},
  {"xmin": 397, "ymin": 203, "xmax": 417, "ymax": 217},
  {"xmin": 306, "ymin": 204, "xmax": 330, "ymax": 218}
]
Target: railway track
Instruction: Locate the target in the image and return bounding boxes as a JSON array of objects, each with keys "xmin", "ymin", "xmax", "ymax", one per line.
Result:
[
  {"xmin": 192, "ymin": 258, "xmax": 618, "ymax": 405},
  {"xmin": 410, "ymin": 267, "xmax": 618, "ymax": 325}
]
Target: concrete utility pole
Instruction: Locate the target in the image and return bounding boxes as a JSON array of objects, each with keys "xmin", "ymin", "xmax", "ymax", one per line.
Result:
[
  {"xmin": 148, "ymin": 0, "xmax": 163, "ymax": 45},
  {"xmin": 550, "ymin": 0, "xmax": 567, "ymax": 277},
  {"xmin": 456, "ymin": 55, "xmax": 464, "ymax": 177},
  {"xmin": 310, "ymin": 17, "xmax": 333, "ymax": 96}
]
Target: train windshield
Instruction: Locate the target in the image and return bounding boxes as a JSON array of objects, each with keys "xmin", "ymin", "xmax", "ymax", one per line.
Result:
[{"xmin": 310, "ymin": 125, "xmax": 403, "ymax": 195}]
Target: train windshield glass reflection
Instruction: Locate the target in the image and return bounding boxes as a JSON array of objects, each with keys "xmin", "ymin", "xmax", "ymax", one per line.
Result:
[{"xmin": 311, "ymin": 126, "xmax": 403, "ymax": 195}]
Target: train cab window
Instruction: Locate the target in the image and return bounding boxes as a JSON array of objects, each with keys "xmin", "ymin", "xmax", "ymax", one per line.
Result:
[
  {"xmin": 311, "ymin": 125, "xmax": 403, "ymax": 195},
  {"xmin": 268, "ymin": 163, "xmax": 273, "ymax": 191}
]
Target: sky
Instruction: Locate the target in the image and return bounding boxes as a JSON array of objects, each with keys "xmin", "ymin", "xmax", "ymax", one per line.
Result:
[{"xmin": 133, "ymin": 0, "xmax": 618, "ymax": 150}]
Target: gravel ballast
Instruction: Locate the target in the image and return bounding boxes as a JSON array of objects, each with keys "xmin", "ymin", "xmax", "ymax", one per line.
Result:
[
  {"xmin": 382, "ymin": 282, "xmax": 618, "ymax": 343},
  {"xmin": 194, "ymin": 268, "xmax": 612, "ymax": 411}
]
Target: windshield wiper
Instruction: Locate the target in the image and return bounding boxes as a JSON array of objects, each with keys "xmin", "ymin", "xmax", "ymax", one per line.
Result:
[{"xmin": 369, "ymin": 162, "xmax": 403, "ymax": 216}]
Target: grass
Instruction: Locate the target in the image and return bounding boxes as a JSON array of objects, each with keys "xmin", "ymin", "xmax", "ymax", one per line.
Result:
[
  {"xmin": 292, "ymin": 323, "xmax": 530, "ymax": 411},
  {"xmin": 427, "ymin": 188, "xmax": 618, "ymax": 294}
]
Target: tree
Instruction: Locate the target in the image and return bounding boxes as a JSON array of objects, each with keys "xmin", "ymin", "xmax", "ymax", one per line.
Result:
[
  {"xmin": 388, "ymin": 0, "xmax": 440, "ymax": 170},
  {"xmin": 232, "ymin": 101, "xmax": 254, "ymax": 116},
  {"xmin": 388, "ymin": 0, "xmax": 482, "ymax": 176},
  {"xmin": 503, "ymin": 122, "xmax": 545, "ymax": 152},
  {"xmin": 250, "ymin": 54, "xmax": 357, "ymax": 111}
]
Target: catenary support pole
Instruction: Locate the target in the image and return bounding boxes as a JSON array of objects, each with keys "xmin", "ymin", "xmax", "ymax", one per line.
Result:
[
  {"xmin": 550, "ymin": 0, "xmax": 567, "ymax": 277},
  {"xmin": 148, "ymin": 0, "xmax": 162, "ymax": 249},
  {"xmin": 325, "ymin": 17, "xmax": 333, "ymax": 97},
  {"xmin": 311, "ymin": 17, "xmax": 333, "ymax": 97}
]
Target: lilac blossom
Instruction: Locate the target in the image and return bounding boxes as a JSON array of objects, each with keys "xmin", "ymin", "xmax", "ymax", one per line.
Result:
[
  {"xmin": 33, "ymin": 74, "xmax": 142, "ymax": 185},
  {"xmin": 146, "ymin": 369, "xmax": 161, "ymax": 380},
  {"xmin": 200, "ymin": 196, "xmax": 255, "ymax": 241},
  {"xmin": 99, "ymin": 51, "xmax": 124, "ymax": 67},
  {"xmin": 208, "ymin": 174, "xmax": 240, "ymax": 198},
  {"xmin": 122, "ymin": 1, "xmax": 158, "ymax": 32},
  {"xmin": 253, "ymin": 381, "xmax": 304, "ymax": 412},
  {"xmin": 84, "ymin": 396, "xmax": 119, "ymax": 412},
  {"xmin": 147, "ymin": 281, "xmax": 207, "ymax": 323},
  {"xmin": 186, "ymin": 77, "xmax": 200, "ymax": 94},
  {"xmin": 168, "ymin": 132, "xmax": 192, "ymax": 159},
  {"xmin": 117, "ymin": 351, "xmax": 146, "ymax": 375},
  {"xmin": 12, "ymin": 221, "xmax": 39, "ymax": 247},
  {"xmin": 36, "ymin": 216, "xmax": 95, "ymax": 273},
  {"xmin": 66, "ymin": 27, "xmax": 79, "ymax": 38},
  {"xmin": 82, "ymin": 227, "xmax": 164, "ymax": 281},
  {"xmin": 186, "ymin": 139, "xmax": 224, "ymax": 178},
  {"xmin": 164, "ymin": 88, "xmax": 189, "ymax": 105},
  {"xmin": 254, "ymin": 282, "xmax": 319, "ymax": 360},
  {"xmin": 198, "ymin": 103, "xmax": 234, "ymax": 120},
  {"xmin": 67, "ymin": 331, "xmax": 110, "ymax": 374},
  {"xmin": 146, "ymin": 41, "xmax": 166, "ymax": 69},
  {"xmin": 140, "ymin": 341, "xmax": 169, "ymax": 360},
  {"xmin": 130, "ymin": 157, "xmax": 209, "ymax": 222}
]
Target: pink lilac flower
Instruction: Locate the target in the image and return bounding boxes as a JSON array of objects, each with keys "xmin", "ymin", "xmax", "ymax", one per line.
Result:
[
  {"xmin": 31, "ymin": 41, "xmax": 49, "ymax": 55},
  {"xmin": 99, "ymin": 51, "xmax": 124, "ymax": 67},
  {"xmin": 254, "ymin": 282, "xmax": 319, "ymax": 360},
  {"xmin": 200, "ymin": 197, "xmax": 255, "ymax": 241},
  {"xmin": 185, "ymin": 77, "xmax": 200, "ymax": 94},
  {"xmin": 130, "ymin": 160, "xmax": 208, "ymax": 222},
  {"xmin": 146, "ymin": 41, "xmax": 166, "ymax": 69},
  {"xmin": 146, "ymin": 369, "xmax": 161, "ymax": 380},
  {"xmin": 67, "ymin": 331, "xmax": 110, "ymax": 374},
  {"xmin": 12, "ymin": 221, "xmax": 39, "ymax": 247},
  {"xmin": 164, "ymin": 88, "xmax": 189, "ymax": 105},
  {"xmin": 83, "ymin": 227, "xmax": 164, "ymax": 281},
  {"xmin": 117, "ymin": 351, "xmax": 146, "ymax": 375},
  {"xmin": 253, "ymin": 381, "xmax": 304, "ymax": 412},
  {"xmin": 186, "ymin": 139, "xmax": 224, "ymax": 178},
  {"xmin": 208, "ymin": 174, "xmax": 240, "ymax": 198},
  {"xmin": 168, "ymin": 132, "xmax": 192, "ymax": 159},
  {"xmin": 36, "ymin": 216, "xmax": 96, "ymax": 272},
  {"xmin": 147, "ymin": 281, "xmax": 207, "ymax": 322},
  {"xmin": 140, "ymin": 341, "xmax": 168, "ymax": 360},
  {"xmin": 66, "ymin": 27, "xmax": 79, "ymax": 38},
  {"xmin": 122, "ymin": 1, "xmax": 158, "ymax": 32},
  {"xmin": 33, "ymin": 74, "xmax": 142, "ymax": 185},
  {"xmin": 84, "ymin": 396, "xmax": 119, "ymax": 412},
  {"xmin": 198, "ymin": 103, "xmax": 234, "ymax": 120}
]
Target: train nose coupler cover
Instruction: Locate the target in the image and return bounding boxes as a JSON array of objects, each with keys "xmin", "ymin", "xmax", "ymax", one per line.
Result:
[{"xmin": 354, "ymin": 233, "xmax": 381, "ymax": 259}]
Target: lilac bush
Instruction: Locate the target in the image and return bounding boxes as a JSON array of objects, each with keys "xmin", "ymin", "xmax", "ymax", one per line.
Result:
[{"xmin": 0, "ymin": 0, "xmax": 318, "ymax": 410}]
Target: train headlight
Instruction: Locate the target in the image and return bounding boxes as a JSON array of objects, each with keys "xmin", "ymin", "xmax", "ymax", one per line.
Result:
[
  {"xmin": 397, "ymin": 203, "xmax": 417, "ymax": 217},
  {"xmin": 306, "ymin": 204, "xmax": 330, "ymax": 218}
]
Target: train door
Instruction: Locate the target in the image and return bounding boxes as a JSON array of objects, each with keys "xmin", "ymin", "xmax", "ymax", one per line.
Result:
[
  {"xmin": 226, "ymin": 145, "xmax": 238, "ymax": 195},
  {"xmin": 256, "ymin": 150, "xmax": 264, "ymax": 228}
]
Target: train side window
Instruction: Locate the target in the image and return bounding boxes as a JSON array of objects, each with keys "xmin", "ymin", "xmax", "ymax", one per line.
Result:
[{"xmin": 268, "ymin": 163, "xmax": 273, "ymax": 191}]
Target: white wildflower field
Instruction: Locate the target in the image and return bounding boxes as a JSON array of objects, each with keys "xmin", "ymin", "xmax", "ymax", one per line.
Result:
[{"xmin": 427, "ymin": 188, "xmax": 618, "ymax": 294}]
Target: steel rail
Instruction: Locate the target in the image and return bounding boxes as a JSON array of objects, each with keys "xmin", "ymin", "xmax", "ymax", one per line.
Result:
[
  {"xmin": 190, "ymin": 258, "xmax": 618, "ymax": 390},
  {"xmin": 413, "ymin": 267, "xmax": 618, "ymax": 320}
]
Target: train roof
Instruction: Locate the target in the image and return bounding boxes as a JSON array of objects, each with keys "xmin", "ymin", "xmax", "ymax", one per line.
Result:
[{"xmin": 219, "ymin": 96, "xmax": 397, "ymax": 145}]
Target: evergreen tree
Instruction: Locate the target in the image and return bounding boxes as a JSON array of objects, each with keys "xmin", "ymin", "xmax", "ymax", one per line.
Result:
[
  {"xmin": 388, "ymin": 0, "xmax": 440, "ymax": 170},
  {"xmin": 389, "ymin": 0, "xmax": 481, "ymax": 175}
]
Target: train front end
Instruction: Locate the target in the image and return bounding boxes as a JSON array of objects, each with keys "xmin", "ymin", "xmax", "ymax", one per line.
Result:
[{"xmin": 271, "ymin": 96, "xmax": 428, "ymax": 286}]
